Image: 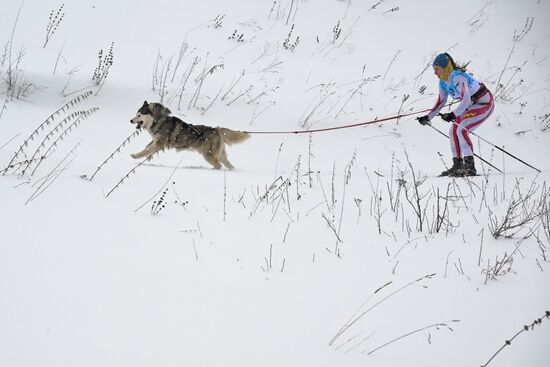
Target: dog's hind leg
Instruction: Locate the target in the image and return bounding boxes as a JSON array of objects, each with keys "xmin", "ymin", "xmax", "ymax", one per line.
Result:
[
  {"xmin": 201, "ymin": 152, "xmax": 222, "ymax": 169},
  {"xmin": 200, "ymin": 137, "xmax": 224, "ymax": 169},
  {"xmin": 220, "ymin": 146, "xmax": 234, "ymax": 169}
]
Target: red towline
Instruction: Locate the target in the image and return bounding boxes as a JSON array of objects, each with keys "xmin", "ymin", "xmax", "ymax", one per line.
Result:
[{"xmin": 243, "ymin": 106, "xmax": 442, "ymax": 135}]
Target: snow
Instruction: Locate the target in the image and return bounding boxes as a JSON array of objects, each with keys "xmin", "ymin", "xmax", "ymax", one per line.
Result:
[{"xmin": 1, "ymin": 0, "xmax": 549, "ymax": 366}]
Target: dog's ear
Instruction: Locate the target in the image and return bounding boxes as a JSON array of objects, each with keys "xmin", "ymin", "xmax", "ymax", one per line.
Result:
[
  {"xmin": 164, "ymin": 106, "xmax": 172, "ymax": 115},
  {"xmin": 138, "ymin": 101, "xmax": 150, "ymax": 114}
]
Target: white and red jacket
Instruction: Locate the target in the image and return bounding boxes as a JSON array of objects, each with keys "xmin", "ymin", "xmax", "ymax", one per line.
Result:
[{"xmin": 428, "ymin": 70, "xmax": 482, "ymax": 120}]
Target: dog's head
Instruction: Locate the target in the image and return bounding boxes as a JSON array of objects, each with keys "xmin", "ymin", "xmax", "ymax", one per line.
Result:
[{"xmin": 130, "ymin": 101, "xmax": 172, "ymax": 130}]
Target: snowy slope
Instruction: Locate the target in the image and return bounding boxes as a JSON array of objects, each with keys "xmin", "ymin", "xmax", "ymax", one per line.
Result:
[{"xmin": 1, "ymin": 1, "xmax": 550, "ymax": 366}]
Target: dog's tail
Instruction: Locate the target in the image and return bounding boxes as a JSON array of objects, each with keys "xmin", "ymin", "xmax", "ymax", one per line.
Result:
[{"xmin": 219, "ymin": 128, "xmax": 250, "ymax": 145}]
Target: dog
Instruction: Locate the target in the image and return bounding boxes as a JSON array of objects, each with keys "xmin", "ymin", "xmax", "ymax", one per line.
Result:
[{"xmin": 130, "ymin": 101, "xmax": 249, "ymax": 169}]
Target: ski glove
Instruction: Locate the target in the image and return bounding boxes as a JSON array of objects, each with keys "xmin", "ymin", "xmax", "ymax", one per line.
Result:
[
  {"xmin": 440, "ymin": 112, "xmax": 456, "ymax": 122},
  {"xmin": 416, "ymin": 115, "xmax": 430, "ymax": 126}
]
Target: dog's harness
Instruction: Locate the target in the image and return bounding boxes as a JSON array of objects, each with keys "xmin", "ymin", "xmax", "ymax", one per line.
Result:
[
  {"xmin": 149, "ymin": 119, "xmax": 164, "ymax": 136},
  {"xmin": 183, "ymin": 122, "xmax": 208, "ymax": 139},
  {"xmin": 186, "ymin": 123, "xmax": 202, "ymax": 137},
  {"xmin": 182, "ymin": 122, "xmax": 213, "ymax": 147},
  {"xmin": 148, "ymin": 118, "xmax": 212, "ymax": 149}
]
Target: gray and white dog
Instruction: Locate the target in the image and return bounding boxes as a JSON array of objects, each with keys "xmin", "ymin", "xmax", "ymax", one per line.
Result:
[{"xmin": 130, "ymin": 101, "xmax": 249, "ymax": 169}]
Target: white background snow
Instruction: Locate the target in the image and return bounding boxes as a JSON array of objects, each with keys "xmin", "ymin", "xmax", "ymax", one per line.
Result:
[{"xmin": 1, "ymin": 0, "xmax": 549, "ymax": 366}]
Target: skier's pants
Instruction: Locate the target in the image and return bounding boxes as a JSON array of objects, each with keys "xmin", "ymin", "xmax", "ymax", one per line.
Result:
[{"xmin": 450, "ymin": 93, "xmax": 494, "ymax": 158}]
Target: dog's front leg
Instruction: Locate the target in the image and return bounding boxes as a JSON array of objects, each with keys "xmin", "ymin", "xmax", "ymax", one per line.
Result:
[{"xmin": 131, "ymin": 142, "xmax": 161, "ymax": 160}]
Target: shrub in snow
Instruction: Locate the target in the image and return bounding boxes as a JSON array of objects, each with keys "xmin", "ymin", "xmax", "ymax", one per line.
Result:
[{"xmin": 43, "ymin": 3, "xmax": 65, "ymax": 48}]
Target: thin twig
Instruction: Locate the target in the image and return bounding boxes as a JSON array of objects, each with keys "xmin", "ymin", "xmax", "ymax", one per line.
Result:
[
  {"xmin": 88, "ymin": 129, "xmax": 142, "ymax": 181},
  {"xmin": 481, "ymin": 310, "xmax": 550, "ymax": 367},
  {"xmin": 106, "ymin": 157, "xmax": 151, "ymax": 198},
  {"xmin": 365, "ymin": 320, "xmax": 460, "ymax": 355},
  {"xmin": 25, "ymin": 140, "xmax": 81, "ymax": 205},
  {"xmin": 329, "ymin": 274, "xmax": 436, "ymax": 346},
  {"xmin": 134, "ymin": 156, "xmax": 184, "ymax": 212}
]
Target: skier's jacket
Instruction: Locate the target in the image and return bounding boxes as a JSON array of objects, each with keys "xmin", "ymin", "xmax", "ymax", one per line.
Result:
[{"xmin": 428, "ymin": 70, "xmax": 484, "ymax": 120}]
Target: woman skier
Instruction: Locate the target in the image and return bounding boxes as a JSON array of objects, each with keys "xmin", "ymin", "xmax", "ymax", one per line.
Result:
[{"xmin": 417, "ymin": 53, "xmax": 494, "ymax": 177}]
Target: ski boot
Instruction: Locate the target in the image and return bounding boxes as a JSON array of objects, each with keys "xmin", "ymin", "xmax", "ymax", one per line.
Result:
[
  {"xmin": 452, "ymin": 156, "xmax": 477, "ymax": 177},
  {"xmin": 440, "ymin": 157, "xmax": 463, "ymax": 177}
]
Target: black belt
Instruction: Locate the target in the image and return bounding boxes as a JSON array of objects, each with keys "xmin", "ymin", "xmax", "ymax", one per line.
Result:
[{"xmin": 471, "ymin": 83, "xmax": 490, "ymax": 103}]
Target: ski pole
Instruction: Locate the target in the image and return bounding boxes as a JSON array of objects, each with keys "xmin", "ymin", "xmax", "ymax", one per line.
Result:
[
  {"xmin": 428, "ymin": 123, "xmax": 502, "ymax": 173},
  {"xmin": 439, "ymin": 114, "xmax": 541, "ymax": 173}
]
